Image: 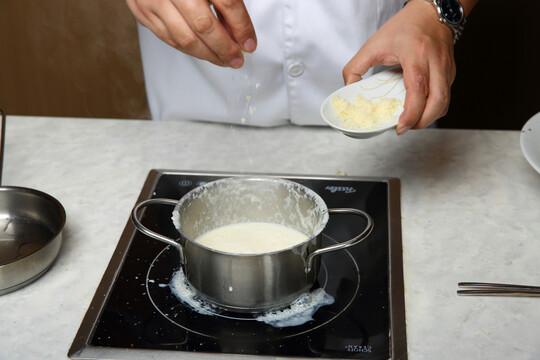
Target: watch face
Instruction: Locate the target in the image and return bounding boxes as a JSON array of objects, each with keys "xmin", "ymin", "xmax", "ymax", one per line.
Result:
[{"xmin": 440, "ymin": 0, "xmax": 464, "ymax": 24}]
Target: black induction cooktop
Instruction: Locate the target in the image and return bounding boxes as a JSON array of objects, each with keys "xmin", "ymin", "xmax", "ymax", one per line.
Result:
[{"xmin": 68, "ymin": 170, "xmax": 406, "ymax": 359}]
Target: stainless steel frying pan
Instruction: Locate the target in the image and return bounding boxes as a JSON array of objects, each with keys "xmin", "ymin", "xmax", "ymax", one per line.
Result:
[{"xmin": 0, "ymin": 109, "xmax": 66, "ymax": 295}]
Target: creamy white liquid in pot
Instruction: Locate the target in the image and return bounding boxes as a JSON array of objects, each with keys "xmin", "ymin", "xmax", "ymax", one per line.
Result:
[{"xmin": 194, "ymin": 222, "xmax": 308, "ymax": 254}]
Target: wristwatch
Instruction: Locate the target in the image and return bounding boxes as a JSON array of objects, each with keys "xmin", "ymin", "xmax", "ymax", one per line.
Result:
[{"xmin": 406, "ymin": 0, "xmax": 466, "ymax": 44}]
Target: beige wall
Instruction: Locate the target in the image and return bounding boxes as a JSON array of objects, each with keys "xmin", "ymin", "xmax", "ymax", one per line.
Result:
[{"xmin": 0, "ymin": 0, "xmax": 150, "ymax": 119}]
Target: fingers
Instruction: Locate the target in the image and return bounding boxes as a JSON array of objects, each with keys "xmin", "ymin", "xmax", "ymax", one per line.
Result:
[
  {"xmin": 397, "ymin": 62, "xmax": 429, "ymax": 134},
  {"xmin": 412, "ymin": 64, "xmax": 452, "ymax": 130},
  {"xmin": 126, "ymin": 0, "xmax": 152, "ymax": 29},
  {"xmin": 126, "ymin": 0, "xmax": 256, "ymax": 68},
  {"xmin": 342, "ymin": 42, "xmax": 400, "ymax": 86},
  {"xmin": 342, "ymin": 0, "xmax": 456, "ymax": 135},
  {"xmin": 346, "ymin": 51, "xmax": 453, "ymax": 135},
  {"xmin": 159, "ymin": 0, "xmax": 227, "ymax": 65},
  {"xmin": 172, "ymin": 0, "xmax": 249, "ymax": 67},
  {"xmin": 212, "ymin": 0, "xmax": 257, "ymax": 52},
  {"xmin": 342, "ymin": 52, "xmax": 373, "ymax": 86},
  {"xmin": 398, "ymin": 57, "xmax": 454, "ymax": 134}
]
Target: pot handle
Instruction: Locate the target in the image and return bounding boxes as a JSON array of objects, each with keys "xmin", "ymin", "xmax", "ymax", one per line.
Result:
[
  {"xmin": 131, "ymin": 198, "xmax": 185, "ymax": 264},
  {"xmin": 306, "ymin": 208, "xmax": 373, "ymax": 272}
]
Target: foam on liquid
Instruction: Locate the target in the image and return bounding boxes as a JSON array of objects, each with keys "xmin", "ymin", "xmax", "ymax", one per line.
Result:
[{"xmin": 195, "ymin": 222, "xmax": 308, "ymax": 254}]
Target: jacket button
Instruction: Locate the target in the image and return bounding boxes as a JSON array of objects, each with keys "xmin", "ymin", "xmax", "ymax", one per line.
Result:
[{"xmin": 288, "ymin": 62, "xmax": 305, "ymax": 77}]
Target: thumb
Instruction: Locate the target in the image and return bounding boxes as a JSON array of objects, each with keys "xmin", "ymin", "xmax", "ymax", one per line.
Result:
[{"xmin": 342, "ymin": 47, "xmax": 379, "ymax": 85}]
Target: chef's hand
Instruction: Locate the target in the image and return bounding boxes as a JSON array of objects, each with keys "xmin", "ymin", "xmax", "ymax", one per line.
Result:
[
  {"xmin": 125, "ymin": 0, "xmax": 257, "ymax": 68},
  {"xmin": 343, "ymin": 0, "xmax": 456, "ymax": 135}
]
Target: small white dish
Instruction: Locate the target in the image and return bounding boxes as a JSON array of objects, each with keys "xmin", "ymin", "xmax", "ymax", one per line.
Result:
[
  {"xmin": 321, "ymin": 67, "xmax": 405, "ymax": 139},
  {"xmin": 520, "ymin": 111, "xmax": 540, "ymax": 174}
]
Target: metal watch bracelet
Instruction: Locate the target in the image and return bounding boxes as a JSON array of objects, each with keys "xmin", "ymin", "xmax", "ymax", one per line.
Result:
[{"xmin": 404, "ymin": 0, "xmax": 466, "ymax": 44}]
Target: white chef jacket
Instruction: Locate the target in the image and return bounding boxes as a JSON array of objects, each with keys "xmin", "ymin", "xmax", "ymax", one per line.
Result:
[{"xmin": 138, "ymin": 0, "xmax": 402, "ymax": 126}]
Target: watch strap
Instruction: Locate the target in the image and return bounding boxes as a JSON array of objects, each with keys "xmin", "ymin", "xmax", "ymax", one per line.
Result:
[{"xmin": 404, "ymin": 0, "xmax": 466, "ymax": 44}]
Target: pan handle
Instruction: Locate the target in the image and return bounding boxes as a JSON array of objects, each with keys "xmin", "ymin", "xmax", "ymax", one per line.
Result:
[
  {"xmin": 305, "ymin": 208, "xmax": 373, "ymax": 272},
  {"xmin": 131, "ymin": 198, "xmax": 185, "ymax": 264}
]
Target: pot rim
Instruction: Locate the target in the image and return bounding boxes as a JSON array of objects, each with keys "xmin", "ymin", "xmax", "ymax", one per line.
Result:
[
  {"xmin": 0, "ymin": 186, "xmax": 66, "ymax": 260},
  {"xmin": 172, "ymin": 176, "xmax": 329, "ymax": 257}
]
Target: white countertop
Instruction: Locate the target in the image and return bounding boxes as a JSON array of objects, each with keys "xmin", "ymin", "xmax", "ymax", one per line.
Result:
[{"xmin": 1, "ymin": 116, "xmax": 539, "ymax": 359}]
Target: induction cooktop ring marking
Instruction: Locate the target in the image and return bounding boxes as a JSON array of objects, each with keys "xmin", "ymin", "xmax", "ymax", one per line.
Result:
[
  {"xmin": 282, "ymin": 234, "xmax": 360, "ymax": 338},
  {"xmin": 146, "ymin": 234, "xmax": 361, "ymax": 339},
  {"xmin": 145, "ymin": 247, "xmax": 332, "ymax": 322},
  {"xmin": 146, "ymin": 247, "xmax": 227, "ymax": 339}
]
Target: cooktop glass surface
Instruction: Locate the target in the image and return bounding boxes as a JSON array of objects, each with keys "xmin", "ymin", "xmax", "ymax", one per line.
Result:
[{"xmin": 69, "ymin": 170, "xmax": 406, "ymax": 360}]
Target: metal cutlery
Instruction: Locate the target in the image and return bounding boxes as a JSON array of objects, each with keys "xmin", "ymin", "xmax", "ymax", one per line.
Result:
[{"xmin": 458, "ymin": 282, "xmax": 540, "ymax": 297}]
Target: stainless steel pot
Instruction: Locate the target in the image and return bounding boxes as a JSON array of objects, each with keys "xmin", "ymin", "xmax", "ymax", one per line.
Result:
[
  {"xmin": 0, "ymin": 109, "xmax": 66, "ymax": 296},
  {"xmin": 132, "ymin": 177, "xmax": 373, "ymax": 313}
]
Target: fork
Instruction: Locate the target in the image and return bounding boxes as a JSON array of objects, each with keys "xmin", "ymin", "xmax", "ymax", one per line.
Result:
[{"xmin": 457, "ymin": 282, "xmax": 540, "ymax": 297}]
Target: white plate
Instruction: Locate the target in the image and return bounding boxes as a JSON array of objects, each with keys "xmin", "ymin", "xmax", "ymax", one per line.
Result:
[
  {"xmin": 320, "ymin": 67, "xmax": 405, "ymax": 139},
  {"xmin": 520, "ymin": 112, "xmax": 540, "ymax": 174}
]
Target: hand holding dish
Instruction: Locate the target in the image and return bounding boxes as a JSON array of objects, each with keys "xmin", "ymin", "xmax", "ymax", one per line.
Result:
[{"xmin": 321, "ymin": 67, "xmax": 405, "ymax": 139}]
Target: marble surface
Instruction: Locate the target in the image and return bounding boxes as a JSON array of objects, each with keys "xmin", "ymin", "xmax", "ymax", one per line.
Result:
[{"xmin": 1, "ymin": 116, "xmax": 539, "ymax": 359}]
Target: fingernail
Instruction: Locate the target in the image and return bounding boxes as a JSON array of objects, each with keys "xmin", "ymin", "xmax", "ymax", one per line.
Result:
[
  {"xmin": 344, "ymin": 76, "xmax": 362, "ymax": 86},
  {"xmin": 243, "ymin": 38, "xmax": 256, "ymax": 53},
  {"xmin": 397, "ymin": 124, "xmax": 411, "ymax": 135},
  {"xmin": 229, "ymin": 57, "xmax": 244, "ymax": 69}
]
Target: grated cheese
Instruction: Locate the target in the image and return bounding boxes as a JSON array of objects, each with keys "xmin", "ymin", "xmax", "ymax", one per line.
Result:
[{"xmin": 330, "ymin": 94, "xmax": 403, "ymax": 130}]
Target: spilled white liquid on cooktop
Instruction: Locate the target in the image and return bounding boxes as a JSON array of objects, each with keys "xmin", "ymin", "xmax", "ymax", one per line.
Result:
[
  {"xmin": 255, "ymin": 288, "xmax": 334, "ymax": 327},
  {"xmin": 169, "ymin": 268, "xmax": 334, "ymax": 328}
]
